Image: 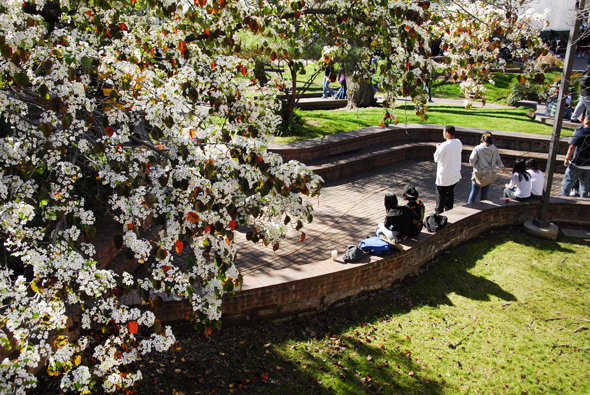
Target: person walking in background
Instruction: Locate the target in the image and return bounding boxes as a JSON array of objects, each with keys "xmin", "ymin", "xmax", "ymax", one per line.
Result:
[
  {"xmin": 504, "ymin": 159, "xmax": 531, "ymax": 200},
  {"xmin": 468, "ymin": 132, "xmax": 507, "ymax": 204},
  {"xmin": 335, "ymin": 65, "xmax": 347, "ymax": 100},
  {"xmin": 561, "ymin": 117, "xmax": 590, "ymax": 197},
  {"xmin": 570, "ymin": 64, "xmax": 590, "ymax": 123},
  {"xmin": 322, "ymin": 63, "xmax": 336, "ymax": 99},
  {"xmin": 526, "ymin": 159, "xmax": 545, "ymax": 199},
  {"xmin": 434, "ymin": 125, "xmax": 462, "ymax": 214}
]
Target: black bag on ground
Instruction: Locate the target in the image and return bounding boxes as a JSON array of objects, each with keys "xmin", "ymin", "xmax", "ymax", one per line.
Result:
[
  {"xmin": 425, "ymin": 213, "xmax": 448, "ymax": 232},
  {"xmin": 342, "ymin": 245, "xmax": 368, "ymax": 263}
]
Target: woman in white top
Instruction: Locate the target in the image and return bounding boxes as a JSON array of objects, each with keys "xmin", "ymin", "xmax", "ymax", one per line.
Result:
[
  {"xmin": 503, "ymin": 158, "xmax": 532, "ymax": 200},
  {"xmin": 526, "ymin": 159, "xmax": 544, "ymax": 199}
]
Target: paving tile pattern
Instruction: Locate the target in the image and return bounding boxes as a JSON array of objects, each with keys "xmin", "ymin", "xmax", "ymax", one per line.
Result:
[{"xmin": 234, "ymin": 158, "xmax": 565, "ymax": 275}]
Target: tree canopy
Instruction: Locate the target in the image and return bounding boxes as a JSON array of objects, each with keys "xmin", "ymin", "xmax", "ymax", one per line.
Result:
[{"xmin": 0, "ymin": 0, "xmax": 548, "ymax": 393}]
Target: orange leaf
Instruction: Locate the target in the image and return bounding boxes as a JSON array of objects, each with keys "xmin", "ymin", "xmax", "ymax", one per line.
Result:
[
  {"xmin": 240, "ymin": 66, "xmax": 247, "ymax": 76},
  {"xmin": 127, "ymin": 223, "xmax": 134, "ymax": 230},
  {"xmin": 301, "ymin": 232, "xmax": 306, "ymax": 242},
  {"xmin": 187, "ymin": 212, "xmax": 200, "ymax": 222},
  {"xmin": 119, "ymin": 22, "xmax": 128, "ymax": 31},
  {"xmin": 128, "ymin": 321, "xmax": 138, "ymax": 334},
  {"xmin": 175, "ymin": 240, "xmax": 184, "ymax": 254},
  {"xmin": 229, "ymin": 219, "xmax": 236, "ymax": 230},
  {"xmin": 380, "ymin": 120, "xmax": 385, "ymax": 129},
  {"xmin": 178, "ymin": 40, "xmax": 187, "ymax": 53},
  {"xmin": 190, "ymin": 128, "xmax": 196, "ymax": 139},
  {"xmin": 105, "ymin": 126, "xmax": 114, "ymax": 138},
  {"xmin": 226, "ymin": 238, "xmax": 231, "ymax": 246}
]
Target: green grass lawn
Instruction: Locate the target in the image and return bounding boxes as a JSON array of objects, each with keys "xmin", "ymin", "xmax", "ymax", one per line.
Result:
[
  {"xmin": 430, "ymin": 71, "xmax": 563, "ymax": 104},
  {"xmin": 32, "ymin": 227, "xmax": 590, "ymax": 395},
  {"xmin": 121, "ymin": 226, "xmax": 589, "ymax": 395},
  {"xmin": 279, "ymin": 104, "xmax": 569, "ymax": 143}
]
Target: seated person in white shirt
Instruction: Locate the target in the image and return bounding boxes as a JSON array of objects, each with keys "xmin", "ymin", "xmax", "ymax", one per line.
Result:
[
  {"xmin": 526, "ymin": 159, "xmax": 544, "ymax": 199},
  {"xmin": 504, "ymin": 159, "xmax": 532, "ymax": 200}
]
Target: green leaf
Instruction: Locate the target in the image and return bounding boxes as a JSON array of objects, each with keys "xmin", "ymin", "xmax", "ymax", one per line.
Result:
[
  {"xmin": 50, "ymin": 97, "xmax": 61, "ymax": 113},
  {"xmin": 62, "ymin": 113, "xmax": 73, "ymax": 129},
  {"xmin": 13, "ymin": 72, "xmax": 29, "ymax": 87},
  {"xmin": 163, "ymin": 116, "xmax": 174, "ymax": 128},
  {"xmin": 186, "ymin": 253, "xmax": 197, "ymax": 270},
  {"xmin": 80, "ymin": 56, "xmax": 92, "ymax": 71},
  {"xmin": 38, "ymin": 84, "xmax": 49, "ymax": 99},
  {"xmin": 39, "ymin": 123, "xmax": 53, "ymax": 138},
  {"xmin": 85, "ymin": 225, "xmax": 96, "ymax": 238},
  {"xmin": 42, "ymin": 59, "xmax": 53, "ymax": 73},
  {"xmin": 0, "ymin": 44, "xmax": 11, "ymax": 59},
  {"xmin": 156, "ymin": 248, "xmax": 167, "ymax": 260}
]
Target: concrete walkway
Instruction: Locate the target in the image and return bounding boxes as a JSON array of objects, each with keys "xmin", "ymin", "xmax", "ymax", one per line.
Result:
[{"xmin": 234, "ymin": 158, "xmax": 565, "ymax": 276}]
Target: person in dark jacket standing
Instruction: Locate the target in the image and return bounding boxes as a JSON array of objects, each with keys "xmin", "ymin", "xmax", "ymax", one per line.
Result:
[
  {"xmin": 561, "ymin": 117, "xmax": 590, "ymax": 197},
  {"xmin": 322, "ymin": 64, "xmax": 336, "ymax": 98},
  {"xmin": 375, "ymin": 193, "xmax": 411, "ymax": 249},
  {"xmin": 571, "ymin": 64, "xmax": 590, "ymax": 123}
]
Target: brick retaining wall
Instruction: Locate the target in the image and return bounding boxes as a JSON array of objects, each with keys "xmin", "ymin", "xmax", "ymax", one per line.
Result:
[
  {"xmin": 268, "ymin": 125, "xmax": 569, "ymax": 162},
  {"xmin": 145, "ymin": 198, "xmax": 590, "ymax": 326}
]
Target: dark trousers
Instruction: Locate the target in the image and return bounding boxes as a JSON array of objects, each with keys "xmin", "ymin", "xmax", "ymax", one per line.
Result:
[{"xmin": 435, "ymin": 184, "xmax": 456, "ymax": 214}]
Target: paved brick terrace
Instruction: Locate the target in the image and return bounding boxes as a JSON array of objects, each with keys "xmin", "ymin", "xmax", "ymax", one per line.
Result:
[{"xmin": 234, "ymin": 158, "xmax": 565, "ymax": 276}]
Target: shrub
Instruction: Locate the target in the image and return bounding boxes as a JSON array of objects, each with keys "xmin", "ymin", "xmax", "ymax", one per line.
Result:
[{"xmin": 506, "ymin": 80, "xmax": 545, "ymax": 106}]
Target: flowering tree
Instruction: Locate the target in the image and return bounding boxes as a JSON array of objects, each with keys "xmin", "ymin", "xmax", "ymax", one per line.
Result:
[
  {"xmin": 0, "ymin": 0, "xmax": 321, "ymax": 393},
  {"xmin": 0, "ymin": 0, "xmax": 547, "ymax": 393}
]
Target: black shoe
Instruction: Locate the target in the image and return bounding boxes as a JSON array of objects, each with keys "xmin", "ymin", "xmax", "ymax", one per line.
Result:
[{"xmin": 571, "ymin": 119, "xmax": 581, "ymax": 124}]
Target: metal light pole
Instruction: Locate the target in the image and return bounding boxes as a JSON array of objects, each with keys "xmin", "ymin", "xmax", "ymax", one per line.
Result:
[{"xmin": 535, "ymin": 0, "xmax": 586, "ymax": 227}]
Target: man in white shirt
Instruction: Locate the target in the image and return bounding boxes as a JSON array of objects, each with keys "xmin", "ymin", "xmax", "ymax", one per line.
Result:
[{"xmin": 434, "ymin": 125, "xmax": 463, "ymax": 214}]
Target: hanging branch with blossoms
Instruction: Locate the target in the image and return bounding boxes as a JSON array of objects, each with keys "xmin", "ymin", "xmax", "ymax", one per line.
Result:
[{"xmin": 432, "ymin": 0, "xmax": 549, "ymax": 108}]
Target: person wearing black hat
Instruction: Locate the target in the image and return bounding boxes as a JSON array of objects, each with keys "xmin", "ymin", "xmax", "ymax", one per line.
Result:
[{"xmin": 402, "ymin": 185, "xmax": 425, "ymax": 237}]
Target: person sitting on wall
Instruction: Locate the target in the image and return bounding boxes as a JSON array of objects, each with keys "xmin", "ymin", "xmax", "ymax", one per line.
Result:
[
  {"xmin": 504, "ymin": 158, "xmax": 532, "ymax": 201},
  {"xmin": 526, "ymin": 159, "xmax": 545, "ymax": 199},
  {"xmin": 375, "ymin": 193, "xmax": 411, "ymax": 250},
  {"xmin": 402, "ymin": 184, "xmax": 425, "ymax": 238}
]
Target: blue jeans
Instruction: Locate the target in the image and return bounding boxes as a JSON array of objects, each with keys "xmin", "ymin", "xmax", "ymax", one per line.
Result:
[
  {"xmin": 468, "ymin": 182, "xmax": 491, "ymax": 204},
  {"xmin": 322, "ymin": 77, "xmax": 335, "ymax": 98},
  {"xmin": 335, "ymin": 82, "xmax": 347, "ymax": 99},
  {"xmin": 561, "ymin": 164, "xmax": 590, "ymax": 197}
]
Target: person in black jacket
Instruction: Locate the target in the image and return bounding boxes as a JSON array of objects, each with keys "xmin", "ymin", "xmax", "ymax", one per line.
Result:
[
  {"xmin": 571, "ymin": 64, "xmax": 590, "ymax": 123},
  {"xmin": 402, "ymin": 185, "xmax": 425, "ymax": 237},
  {"xmin": 375, "ymin": 193, "xmax": 411, "ymax": 248}
]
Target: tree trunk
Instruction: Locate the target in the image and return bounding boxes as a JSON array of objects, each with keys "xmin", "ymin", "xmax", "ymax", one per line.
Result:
[{"xmin": 347, "ymin": 79, "xmax": 376, "ymax": 107}]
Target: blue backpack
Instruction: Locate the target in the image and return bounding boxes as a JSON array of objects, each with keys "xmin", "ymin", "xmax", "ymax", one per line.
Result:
[{"xmin": 358, "ymin": 236, "xmax": 391, "ymax": 255}]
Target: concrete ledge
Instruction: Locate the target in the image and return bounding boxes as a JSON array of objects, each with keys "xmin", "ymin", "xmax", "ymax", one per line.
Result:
[{"xmin": 142, "ymin": 197, "xmax": 590, "ymax": 325}]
